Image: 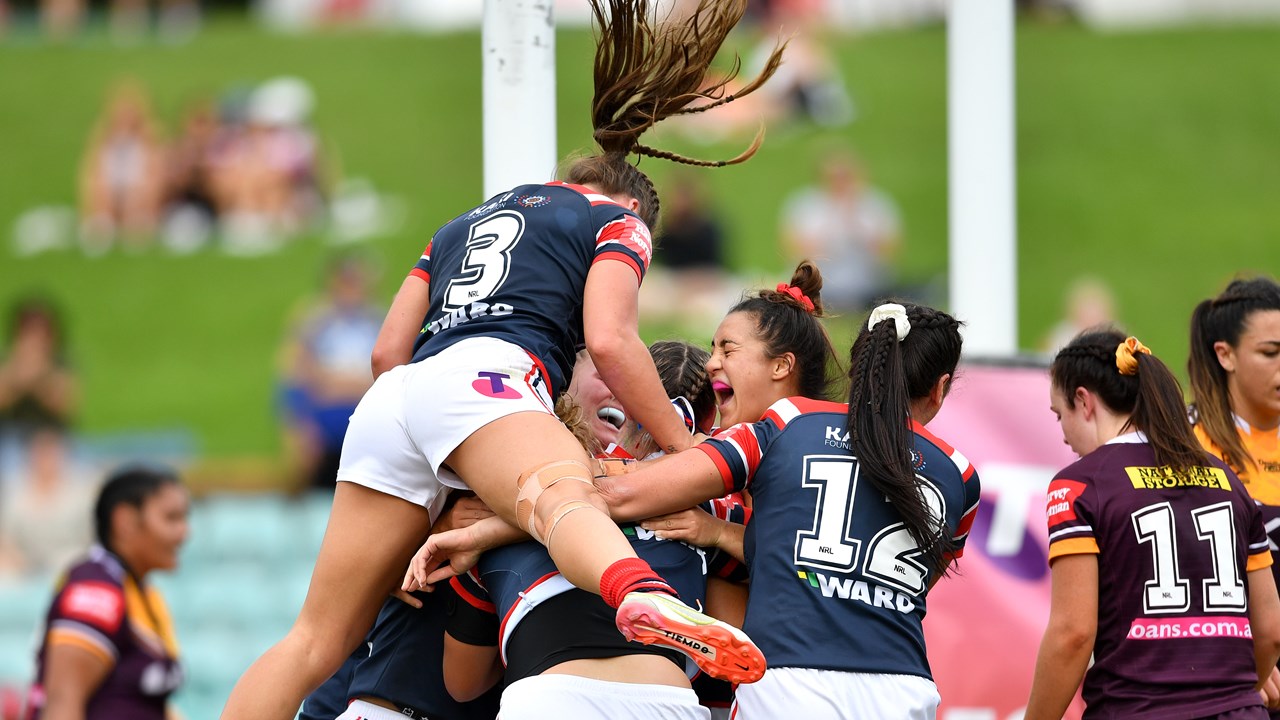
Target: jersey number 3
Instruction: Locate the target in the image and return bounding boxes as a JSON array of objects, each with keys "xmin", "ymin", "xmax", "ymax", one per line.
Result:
[
  {"xmin": 444, "ymin": 211, "xmax": 525, "ymax": 311},
  {"xmin": 794, "ymin": 456, "xmax": 944, "ymax": 597},
  {"xmin": 1132, "ymin": 500, "xmax": 1246, "ymax": 614}
]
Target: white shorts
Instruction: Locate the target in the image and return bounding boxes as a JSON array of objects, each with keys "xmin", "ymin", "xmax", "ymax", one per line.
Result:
[
  {"xmin": 335, "ymin": 337, "xmax": 555, "ymax": 518},
  {"xmin": 499, "ymin": 675, "xmax": 710, "ymax": 720},
  {"xmin": 732, "ymin": 668, "xmax": 939, "ymax": 720},
  {"xmin": 334, "ymin": 699, "xmax": 409, "ymax": 720}
]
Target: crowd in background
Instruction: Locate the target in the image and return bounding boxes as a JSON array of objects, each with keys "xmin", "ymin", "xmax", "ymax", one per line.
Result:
[{"xmin": 77, "ymin": 77, "xmax": 326, "ymax": 257}]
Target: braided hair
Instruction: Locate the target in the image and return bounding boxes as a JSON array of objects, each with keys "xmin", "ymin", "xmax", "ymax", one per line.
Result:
[
  {"xmin": 846, "ymin": 302, "xmax": 963, "ymax": 577},
  {"xmin": 565, "ymin": 0, "xmax": 786, "ymax": 229},
  {"xmin": 1188, "ymin": 277, "xmax": 1280, "ymax": 474},
  {"xmin": 1053, "ymin": 328, "xmax": 1206, "ymax": 474},
  {"xmin": 623, "ymin": 340, "xmax": 714, "ymax": 458},
  {"xmin": 727, "ymin": 260, "xmax": 839, "ymax": 402}
]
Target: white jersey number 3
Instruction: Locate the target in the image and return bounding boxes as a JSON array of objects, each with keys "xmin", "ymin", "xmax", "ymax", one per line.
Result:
[
  {"xmin": 444, "ymin": 211, "xmax": 525, "ymax": 311},
  {"xmin": 794, "ymin": 455, "xmax": 945, "ymax": 596}
]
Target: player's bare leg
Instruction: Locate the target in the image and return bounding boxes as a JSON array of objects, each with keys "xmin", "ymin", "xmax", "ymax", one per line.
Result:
[
  {"xmin": 220, "ymin": 482, "xmax": 432, "ymax": 720},
  {"xmin": 445, "ymin": 411, "xmax": 634, "ymax": 589},
  {"xmin": 446, "ymin": 411, "xmax": 766, "ymax": 683}
]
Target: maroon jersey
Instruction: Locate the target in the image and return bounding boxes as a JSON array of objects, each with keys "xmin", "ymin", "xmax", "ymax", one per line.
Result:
[
  {"xmin": 1046, "ymin": 434, "xmax": 1270, "ymax": 720},
  {"xmin": 26, "ymin": 546, "xmax": 183, "ymax": 720}
]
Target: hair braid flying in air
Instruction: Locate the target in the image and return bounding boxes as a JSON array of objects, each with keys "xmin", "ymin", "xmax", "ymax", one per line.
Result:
[{"xmin": 566, "ymin": 0, "xmax": 785, "ymax": 229}]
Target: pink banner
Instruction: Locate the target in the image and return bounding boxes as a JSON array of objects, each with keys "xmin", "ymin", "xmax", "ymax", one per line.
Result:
[{"xmin": 924, "ymin": 363, "xmax": 1085, "ymax": 720}]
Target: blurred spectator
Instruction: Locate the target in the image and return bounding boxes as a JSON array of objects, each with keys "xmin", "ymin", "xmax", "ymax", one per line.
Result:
[
  {"xmin": 25, "ymin": 465, "xmax": 188, "ymax": 720},
  {"xmin": 640, "ymin": 173, "xmax": 737, "ymax": 335},
  {"xmin": 0, "ymin": 296, "xmax": 78, "ymax": 443},
  {"xmin": 748, "ymin": 4, "xmax": 855, "ymax": 128},
  {"xmin": 159, "ymin": 98, "xmax": 221, "ymax": 253},
  {"xmin": 38, "ymin": 0, "xmax": 83, "ymax": 40},
  {"xmin": 780, "ymin": 146, "xmax": 901, "ymax": 314},
  {"xmin": 33, "ymin": 0, "xmax": 200, "ymax": 43},
  {"xmin": 1041, "ymin": 275, "xmax": 1118, "ymax": 354},
  {"xmin": 211, "ymin": 77, "xmax": 325, "ymax": 255},
  {"xmin": 667, "ymin": 0, "xmax": 851, "ymax": 142},
  {"xmin": 0, "ymin": 427, "xmax": 93, "ymax": 578},
  {"xmin": 78, "ymin": 81, "xmax": 167, "ymax": 255},
  {"xmin": 278, "ymin": 254, "xmax": 383, "ymax": 491}
]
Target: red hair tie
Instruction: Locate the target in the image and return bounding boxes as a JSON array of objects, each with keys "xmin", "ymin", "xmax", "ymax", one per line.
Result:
[{"xmin": 776, "ymin": 283, "xmax": 815, "ymax": 313}]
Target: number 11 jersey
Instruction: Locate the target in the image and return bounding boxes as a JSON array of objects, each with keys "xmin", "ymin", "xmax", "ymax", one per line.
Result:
[{"xmin": 1045, "ymin": 433, "xmax": 1271, "ymax": 720}]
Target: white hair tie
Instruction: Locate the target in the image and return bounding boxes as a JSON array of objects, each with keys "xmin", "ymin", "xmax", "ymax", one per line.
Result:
[{"xmin": 868, "ymin": 303, "xmax": 910, "ymax": 341}]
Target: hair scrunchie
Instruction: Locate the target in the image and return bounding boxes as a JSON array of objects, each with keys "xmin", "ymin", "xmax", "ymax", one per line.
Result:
[
  {"xmin": 775, "ymin": 283, "xmax": 815, "ymax": 313},
  {"xmin": 868, "ymin": 303, "xmax": 910, "ymax": 341},
  {"xmin": 1115, "ymin": 336, "xmax": 1151, "ymax": 376}
]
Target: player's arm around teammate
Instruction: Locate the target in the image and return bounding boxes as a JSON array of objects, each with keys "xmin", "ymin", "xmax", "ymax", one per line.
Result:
[{"xmin": 597, "ymin": 262, "xmax": 835, "ymax": 519}]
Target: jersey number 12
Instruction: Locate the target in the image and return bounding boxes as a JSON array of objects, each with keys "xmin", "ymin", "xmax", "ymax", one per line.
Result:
[{"xmin": 794, "ymin": 456, "xmax": 944, "ymax": 597}]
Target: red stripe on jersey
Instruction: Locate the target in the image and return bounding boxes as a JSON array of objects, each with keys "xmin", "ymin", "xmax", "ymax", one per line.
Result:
[
  {"xmin": 787, "ymin": 398, "xmax": 848, "ymax": 416},
  {"xmin": 710, "ymin": 493, "xmax": 746, "ymax": 521},
  {"xmin": 598, "ymin": 444, "xmax": 636, "ymax": 461},
  {"xmin": 450, "ymin": 577, "xmax": 495, "ymax": 614},
  {"xmin": 547, "ymin": 181, "xmax": 608, "ymax": 200},
  {"xmin": 409, "ymin": 267, "xmax": 430, "ymax": 283},
  {"xmin": 912, "ymin": 419, "xmax": 974, "ymax": 480},
  {"xmin": 498, "ymin": 572, "xmax": 561, "ymax": 647},
  {"xmin": 695, "ymin": 444, "xmax": 736, "ymax": 494},
  {"xmin": 735, "ymin": 427, "xmax": 763, "ymax": 480},
  {"xmin": 955, "ymin": 503, "xmax": 978, "ymax": 539},
  {"xmin": 592, "ymin": 251, "xmax": 643, "ymax": 284},
  {"xmin": 761, "ymin": 408, "xmax": 787, "ymax": 431},
  {"xmin": 522, "ymin": 351, "xmax": 553, "ymax": 411},
  {"xmin": 911, "ymin": 419, "xmax": 954, "ymax": 455},
  {"xmin": 596, "ymin": 216, "xmax": 653, "ymax": 267}
]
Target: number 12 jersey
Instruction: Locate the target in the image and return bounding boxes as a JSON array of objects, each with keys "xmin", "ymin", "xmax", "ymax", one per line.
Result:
[{"xmin": 696, "ymin": 397, "xmax": 981, "ymax": 680}]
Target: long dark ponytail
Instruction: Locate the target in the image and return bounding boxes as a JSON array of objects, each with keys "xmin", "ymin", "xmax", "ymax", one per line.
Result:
[
  {"xmin": 846, "ymin": 302, "xmax": 963, "ymax": 577},
  {"xmin": 1053, "ymin": 328, "xmax": 1207, "ymax": 473},
  {"xmin": 565, "ymin": 0, "xmax": 785, "ymax": 229},
  {"xmin": 1188, "ymin": 277, "xmax": 1280, "ymax": 473}
]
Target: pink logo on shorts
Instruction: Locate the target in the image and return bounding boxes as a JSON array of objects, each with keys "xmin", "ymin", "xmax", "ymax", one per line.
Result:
[{"xmin": 473, "ymin": 371, "xmax": 523, "ymax": 399}]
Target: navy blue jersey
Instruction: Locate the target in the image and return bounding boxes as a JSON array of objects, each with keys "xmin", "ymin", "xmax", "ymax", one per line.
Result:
[
  {"xmin": 297, "ymin": 644, "xmax": 362, "ymax": 720},
  {"xmin": 408, "ymin": 182, "xmax": 653, "ymax": 396},
  {"xmin": 1046, "ymin": 436, "xmax": 1269, "ymax": 720},
  {"xmin": 300, "ymin": 590, "xmax": 500, "ymax": 720},
  {"xmin": 448, "ymin": 525, "xmax": 708, "ymax": 682},
  {"xmin": 698, "ymin": 397, "xmax": 981, "ymax": 679}
]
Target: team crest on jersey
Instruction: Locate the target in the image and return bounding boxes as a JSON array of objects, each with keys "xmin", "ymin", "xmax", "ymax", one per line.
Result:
[
  {"xmin": 910, "ymin": 449, "xmax": 925, "ymax": 471},
  {"xmin": 516, "ymin": 194, "xmax": 550, "ymax": 208},
  {"xmin": 472, "ymin": 371, "xmax": 523, "ymax": 399}
]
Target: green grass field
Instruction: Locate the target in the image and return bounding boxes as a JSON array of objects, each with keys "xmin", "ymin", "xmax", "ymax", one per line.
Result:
[{"xmin": 1, "ymin": 17, "xmax": 1278, "ymax": 464}]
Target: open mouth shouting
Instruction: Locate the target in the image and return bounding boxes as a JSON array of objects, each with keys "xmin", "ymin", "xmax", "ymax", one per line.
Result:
[
  {"xmin": 594, "ymin": 405, "xmax": 626, "ymax": 446},
  {"xmin": 712, "ymin": 380, "xmax": 735, "ymax": 425}
]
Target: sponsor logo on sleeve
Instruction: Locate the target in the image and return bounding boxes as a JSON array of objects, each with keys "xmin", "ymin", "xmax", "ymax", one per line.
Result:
[
  {"xmin": 60, "ymin": 581, "xmax": 124, "ymax": 633},
  {"xmin": 1045, "ymin": 480, "xmax": 1087, "ymax": 525}
]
